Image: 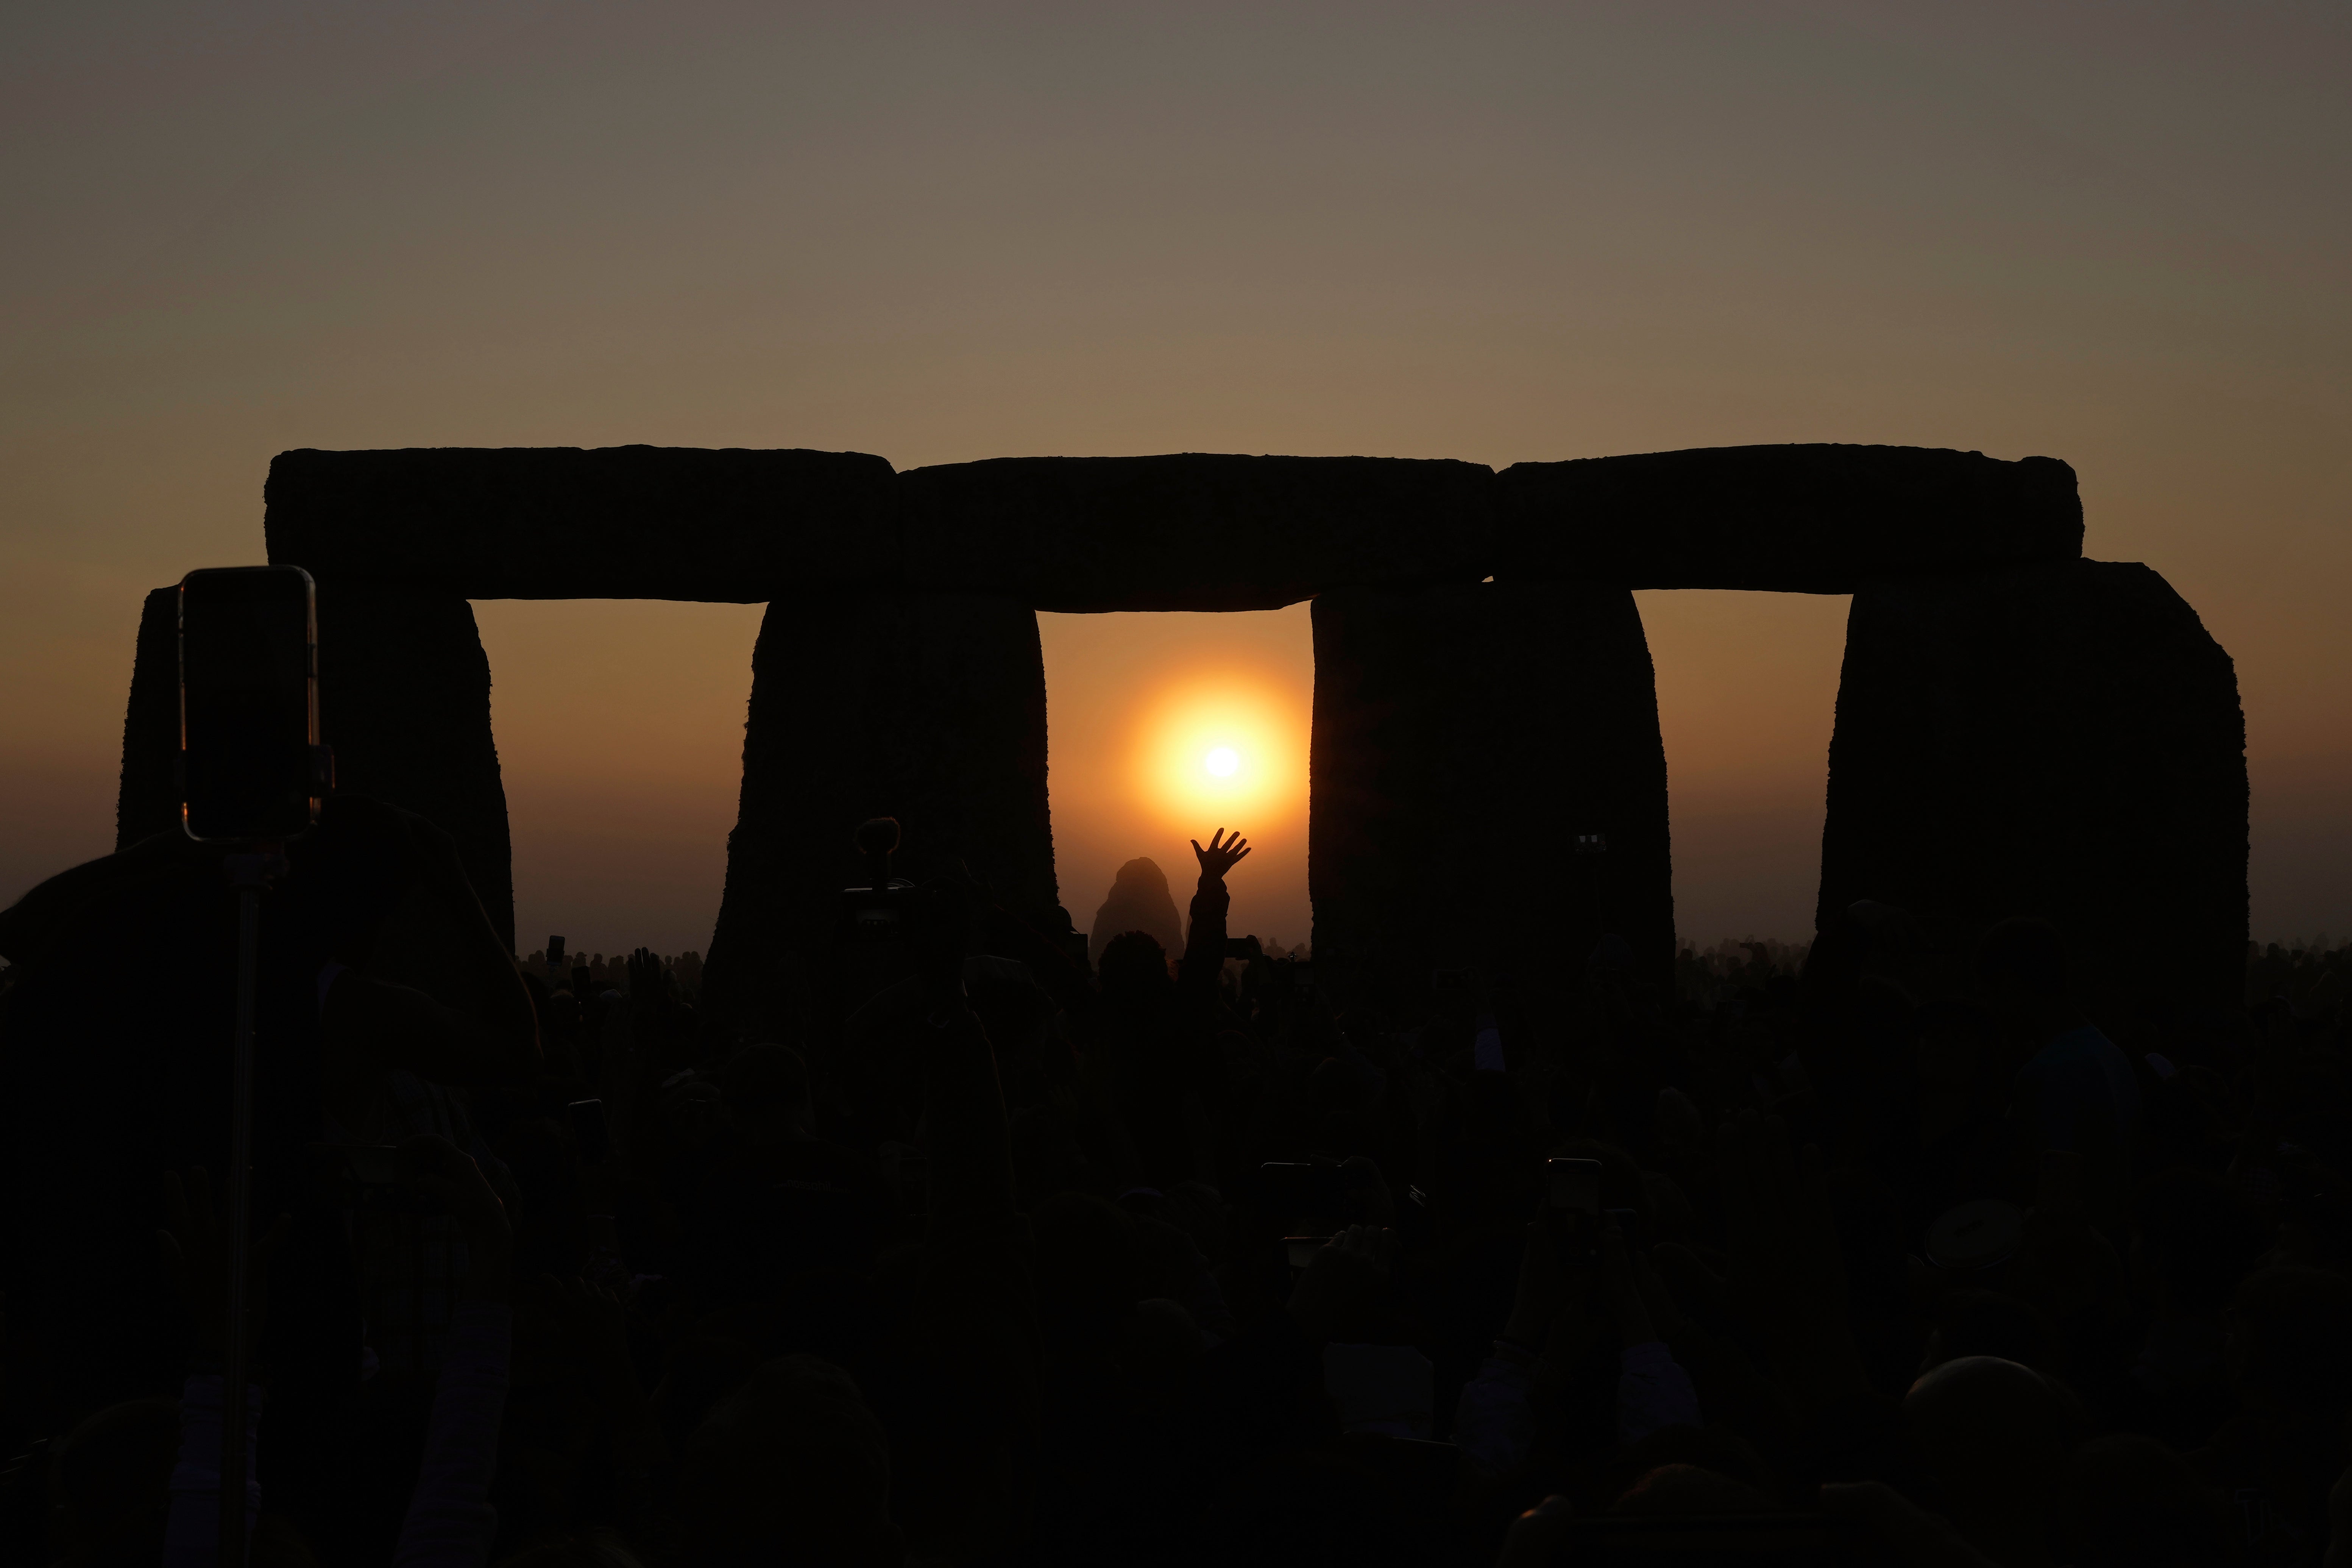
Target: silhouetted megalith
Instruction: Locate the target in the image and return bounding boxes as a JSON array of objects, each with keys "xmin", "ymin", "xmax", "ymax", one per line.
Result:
[
  {"xmin": 1089, "ymin": 858, "xmax": 1185, "ymax": 966},
  {"xmin": 700, "ymin": 592, "xmax": 1057, "ymax": 1035},
  {"xmin": 1819, "ymin": 559, "xmax": 2246, "ymax": 1026},
  {"xmin": 116, "ymin": 587, "xmax": 181, "ymax": 847},
  {"xmin": 106, "ymin": 438, "xmax": 2246, "ymax": 1028},
  {"xmin": 1310, "ymin": 581, "xmax": 1674, "ymax": 1008},
  {"xmin": 1498, "ymin": 444, "xmax": 2081, "ymax": 593},
  {"xmin": 265, "ymin": 446, "xmax": 899, "ymax": 600},
  {"xmin": 111, "ymin": 579, "xmax": 513, "ymax": 946},
  {"xmin": 310, "ymin": 585, "xmax": 516, "ymax": 949},
  {"xmin": 897, "ymin": 454, "xmax": 1496, "ymax": 611}
]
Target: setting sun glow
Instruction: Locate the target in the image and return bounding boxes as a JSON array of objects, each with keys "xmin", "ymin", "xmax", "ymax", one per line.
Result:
[{"xmin": 1132, "ymin": 678, "xmax": 1304, "ymax": 829}]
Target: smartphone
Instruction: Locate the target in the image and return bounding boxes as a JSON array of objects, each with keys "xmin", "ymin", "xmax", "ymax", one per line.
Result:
[
  {"xmin": 1259, "ymin": 1161, "xmax": 1357, "ymax": 1229},
  {"xmin": 1547, "ymin": 1157, "xmax": 1603, "ymax": 1213},
  {"xmin": 1283, "ymin": 1236, "xmax": 1330, "ymax": 1270},
  {"xmin": 178, "ymin": 566, "xmax": 326, "ymax": 843},
  {"xmin": 568, "ymin": 1098, "xmax": 612, "ymax": 1166}
]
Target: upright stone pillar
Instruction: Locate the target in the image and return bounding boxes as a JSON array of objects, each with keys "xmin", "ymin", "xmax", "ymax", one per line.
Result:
[
  {"xmin": 1310, "ymin": 581, "xmax": 1674, "ymax": 1012},
  {"xmin": 702, "ymin": 592, "xmax": 1058, "ymax": 1038},
  {"xmin": 116, "ymin": 587, "xmax": 181, "ymax": 847},
  {"xmin": 312, "ymin": 584, "xmax": 514, "ymax": 949},
  {"xmin": 113, "ymin": 583, "xmax": 513, "ymax": 949},
  {"xmin": 1819, "ymin": 559, "xmax": 2247, "ymax": 1028}
]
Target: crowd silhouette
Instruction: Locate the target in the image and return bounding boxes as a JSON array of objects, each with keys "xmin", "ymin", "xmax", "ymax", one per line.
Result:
[{"xmin": 0, "ymin": 796, "xmax": 2348, "ymax": 1567}]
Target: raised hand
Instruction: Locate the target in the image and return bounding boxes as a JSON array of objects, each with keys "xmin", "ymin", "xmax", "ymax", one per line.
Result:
[
  {"xmin": 395, "ymin": 1135, "xmax": 512, "ymax": 1303},
  {"xmin": 1287, "ymin": 1223, "xmax": 1395, "ymax": 1340},
  {"xmin": 1191, "ymin": 828, "xmax": 1252, "ymax": 882}
]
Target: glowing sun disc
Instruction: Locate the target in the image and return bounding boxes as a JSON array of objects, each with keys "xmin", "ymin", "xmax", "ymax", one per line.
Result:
[{"xmin": 1204, "ymin": 747, "xmax": 1239, "ymax": 777}]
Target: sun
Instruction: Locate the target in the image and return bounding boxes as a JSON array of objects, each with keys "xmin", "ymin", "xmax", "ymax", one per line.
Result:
[{"xmin": 1130, "ymin": 677, "xmax": 1302, "ymax": 826}]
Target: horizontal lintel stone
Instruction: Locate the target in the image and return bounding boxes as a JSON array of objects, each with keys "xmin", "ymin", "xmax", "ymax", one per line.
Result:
[
  {"xmin": 264, "ymin": 445, "xmax": 900, "ymax": 601},
  {"xmin": 897, "ymin": 453, "xmax": 1499, "ymax": 611},
  {"xmin": 1497, "ymin": 443, "xmax": 2082, "ymax": 593}
]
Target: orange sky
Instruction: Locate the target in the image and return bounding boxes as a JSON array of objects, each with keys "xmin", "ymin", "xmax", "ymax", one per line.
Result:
[{"xmin": 3, "ymin": 4, "xmax": 2347, "ymax": 954}]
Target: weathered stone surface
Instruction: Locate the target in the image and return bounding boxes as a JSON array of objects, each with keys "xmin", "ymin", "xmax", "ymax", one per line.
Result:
[
  {"xmin": 116, "ymin": 587, "xmax": 181, "ymax": 846},
  {"xmin": 898, "ymin": 454, "xmax": 1497, "ymax": 611},
  {"xmin": 1310, "ymin": 581, "xmax": 1675, "ymax": 1010},
  {"xmin": 1819, "ymin": 560, "xmax": 2246, "ymax": 1027},
  {"xmin": 265, "ymin": 446, "xmax": 899, "ymax": 601},
  {"xmin": 1497, "ymin": 444, "xmax": 2081, "ymax": 593},
  {"xmin": 700, "ymin": 592, "xmax": 1058, "ymax": 1037},
  {"xmin": 312, "ymin": 585, "xmax": 515, "ymax": 948},
  {"xmin": 1089, "ymin": 857, "xmax": 1185, "ymax": 966}
]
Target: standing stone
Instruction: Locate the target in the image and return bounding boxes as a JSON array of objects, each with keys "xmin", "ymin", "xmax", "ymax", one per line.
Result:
[
  {"xmin": 1819, "ymin": 559, "xmax": 2246, "ymax": 1029},
  {"xmin": 1089, "ymin": 858, "xmax": 1186, "ymax": 966},
  {"xmin": 702, "ymin": 592, "xmax": 1059, "ymax": 1038},
  {"xmin": 110, "ymin": 580, "xmax": 513, "ymax": 947},
  {"xmin": 313, "ymin": 584, "xmax": 515, "ymax": 950},
  {"xmin": 116, "ymin": 587, "xmax": 182, "ymax": 847},
  {"xmin": 1310, "ymin": 581, "xmax": 1674, "ymax": 1012}
]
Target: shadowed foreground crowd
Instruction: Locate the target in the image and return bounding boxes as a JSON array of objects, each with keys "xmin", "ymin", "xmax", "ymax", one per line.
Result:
[{"xmin": 1, "ymin": 798, "xmax": 2349, "ymax": 1567}]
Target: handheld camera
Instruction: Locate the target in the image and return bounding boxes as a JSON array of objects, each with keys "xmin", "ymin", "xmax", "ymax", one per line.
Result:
[{"xmin": 842, "ymin": 817, "xmax": 913, "ymax": 939}]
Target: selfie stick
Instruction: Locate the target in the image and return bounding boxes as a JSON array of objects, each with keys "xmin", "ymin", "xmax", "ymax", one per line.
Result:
[{"xmin": 219, "ymin": 848, "xmax": 280, "ymax": 1568}]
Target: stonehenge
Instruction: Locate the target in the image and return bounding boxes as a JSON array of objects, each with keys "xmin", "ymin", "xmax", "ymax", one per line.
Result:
[{"xmin": 112, "ymin": 440, "xmax": 2249, "ymax": 1027}]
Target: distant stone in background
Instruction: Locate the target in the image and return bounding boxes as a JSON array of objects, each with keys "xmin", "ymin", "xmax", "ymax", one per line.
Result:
[
  {"xmin": 702, "ymin": 591, "xmax": 1059, "ymax": 1038},
  {"xmin": 1819, "ymin": 558, "xmax": 2247, "ymax": 1028},
  {"xmin": 1497, "ymin": 444, "xmax": 2082, "ymax": 593},
  {"xmin": 1089, "ymin": 857, "xmax": 1186, "ymax": 966},
  {"xmin": 1310, "ymin": 580, "xmax": 1675, "ymax": 1009}
]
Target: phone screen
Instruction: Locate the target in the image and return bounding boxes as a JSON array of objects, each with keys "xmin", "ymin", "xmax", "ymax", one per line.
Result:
[
  {"xmin": 180, "ymin": 566, "xmax": 318, "ymax": 842},
  {"xmin": 1547, "ymin": 1158, "xmax": 1603, "ymax": 1213}
]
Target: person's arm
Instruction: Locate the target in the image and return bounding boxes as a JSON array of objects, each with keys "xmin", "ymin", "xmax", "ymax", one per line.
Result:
[
  {"xmin": 910, "ymin": 879, "xmax": 1041, "ymax": 1559},
  {"xmin": 164, "ymin": 1376, "xmax": 263, "ymax": 1568},
  {"xmin": 326, "ymin": 813, "xmax": 540, "ymax": 1088},
  {"xmin": 156, "ymin": 1169, "xmax": 285, "ymax": 1568},
  {"xmin": 392, "ymin": 1303, "xmax": 511, "ymax": 1568},
  {"xmin": 1178, "ymin": 829, "xmax": 1249, "ymax": 1003},
  {"xmin": 1600, "ymin": 1227, "xmax": 1701, "ymax": 1443},
  {"xmin": 1460, "ymin": 1221, "xmax": 1564, "ymax": 1482},
  {"xmin": 391, "ymin": 1135, "xmax": 515, "ymax": 1568}
]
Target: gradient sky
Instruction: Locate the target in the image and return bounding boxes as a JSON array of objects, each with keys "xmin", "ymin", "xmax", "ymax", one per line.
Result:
[{"xmin": 4, "ymin": 2, "xmax": 2346, "ymax": 958}]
